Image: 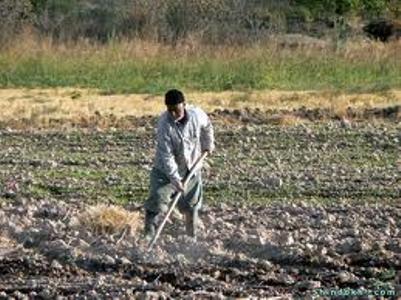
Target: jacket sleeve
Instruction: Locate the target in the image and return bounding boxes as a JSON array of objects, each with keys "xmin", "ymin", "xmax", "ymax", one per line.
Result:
[
  {"xmin": 198, "ymin": 109, "xmax": 215, "ymax": 153},
  {"xmin": 156, "ymin": 119, "xmax": 181, "ymax": 183}
]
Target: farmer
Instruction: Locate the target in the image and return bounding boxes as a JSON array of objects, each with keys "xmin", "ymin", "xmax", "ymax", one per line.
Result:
[{"xmin": 144, "ymin": 89, "xmax": 215, "ymax": 241}]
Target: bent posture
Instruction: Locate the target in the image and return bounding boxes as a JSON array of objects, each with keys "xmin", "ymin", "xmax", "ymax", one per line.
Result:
[{"xmin": 144, "ymin": 89, "xmax": 215, "ymax": 240}]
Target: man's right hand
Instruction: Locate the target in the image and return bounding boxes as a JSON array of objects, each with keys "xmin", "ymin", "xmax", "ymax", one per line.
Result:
[{"xmin": 172, "ymin": 180, "xmax": 185, "ymax": 193}]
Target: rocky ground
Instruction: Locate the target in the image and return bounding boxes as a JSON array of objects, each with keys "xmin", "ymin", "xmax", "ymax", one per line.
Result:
[
  {"xmin": 1, "ymin": 200, "xmax": 401, "ymax": 299},
  {"xmin": 0, "ymin": 108, "xmax": 400, "ymax": 298}
]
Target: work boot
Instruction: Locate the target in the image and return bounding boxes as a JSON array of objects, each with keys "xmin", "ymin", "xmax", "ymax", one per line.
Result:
[{"xmin": 185, "ymin": 210, "xmax": 198, "ymax": 241}]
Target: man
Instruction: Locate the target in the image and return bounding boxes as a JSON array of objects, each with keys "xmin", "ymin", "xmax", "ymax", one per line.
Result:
[{"xmin": 144, "ymin": 89, "xmax": 215, "ymax": 241}]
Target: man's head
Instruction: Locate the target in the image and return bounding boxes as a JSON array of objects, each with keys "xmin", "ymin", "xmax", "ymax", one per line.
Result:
[{"xmin": 165, "ymin": 89, "xmax": 186, "ymax": 121}]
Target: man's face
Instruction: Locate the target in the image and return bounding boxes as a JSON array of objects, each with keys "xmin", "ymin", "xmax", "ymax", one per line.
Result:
[{"xmin": 167, "ymin": 103, "xmax": 185, "ymax": 121}]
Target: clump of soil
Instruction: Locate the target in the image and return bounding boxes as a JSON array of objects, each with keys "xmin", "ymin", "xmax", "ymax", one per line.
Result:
[{"xmin": 0, "ymin": 199, "xmax": 400, "ymax": 298}]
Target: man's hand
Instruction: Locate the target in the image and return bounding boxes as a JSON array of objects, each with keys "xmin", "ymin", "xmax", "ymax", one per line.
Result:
[
  {"xmin": 171, "ymin": 180, "xmax": 185, "ymax": 193},
  {"xmin": 202, "ymin": 149, "xmax": 212, "ymax": 155}
]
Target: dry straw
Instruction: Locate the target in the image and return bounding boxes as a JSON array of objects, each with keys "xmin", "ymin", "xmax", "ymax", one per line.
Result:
[
  {"xmin": 79, "ymin": 204, "xmax": 142, "ymax": 236},
  {"xmin": 0, "ymin": 235, "xmax": 16, "ymax": 252}
]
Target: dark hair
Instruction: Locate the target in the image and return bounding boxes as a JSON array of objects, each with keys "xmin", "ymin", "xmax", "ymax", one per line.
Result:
[{"xmin": 165, "ymin": 89, "xmax": 185, "ymax": 105}]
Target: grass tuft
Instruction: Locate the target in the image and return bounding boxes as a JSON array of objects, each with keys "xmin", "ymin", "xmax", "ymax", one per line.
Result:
[{"xmin": 79, "ymin": 204, "xmax": 142, "ymax": 236}]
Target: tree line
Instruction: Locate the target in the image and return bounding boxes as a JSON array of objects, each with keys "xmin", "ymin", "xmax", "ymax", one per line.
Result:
[{"xmin": 1, "ymin": 0, "xmax": 400, "ymax": 45}]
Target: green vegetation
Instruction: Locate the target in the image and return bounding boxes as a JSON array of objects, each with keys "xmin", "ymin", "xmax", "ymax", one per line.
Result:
[
  {"xmin": 1, "ymin": 41, "xmax": 401, "ymax": 93},
  {"xmin": 1, "ymin": 0, "xmax": 401, "ymax": 93}
]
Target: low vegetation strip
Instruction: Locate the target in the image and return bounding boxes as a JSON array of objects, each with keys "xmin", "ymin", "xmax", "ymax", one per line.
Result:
[{"xmin": 1, "ymin": 40, "xmax": 401, "ymax": 93}]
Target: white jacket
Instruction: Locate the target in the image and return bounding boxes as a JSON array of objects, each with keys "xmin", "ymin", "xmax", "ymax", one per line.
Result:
[{"xmin": 153, "ymin": 106, "xmax": 215, "ymax": 184}]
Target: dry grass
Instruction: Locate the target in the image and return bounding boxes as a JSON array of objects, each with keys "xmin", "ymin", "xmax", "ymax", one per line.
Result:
[
  {"xmin": 2, "ymin": 35, "xmax": 401, "ymax": 128},
  {"xmin": 79, "ymin": 204, "xmax": 142, "ymax": 236},
  {"xmin": 343, "ymin": 38, "xmax": 401, "ymax": 61},
  {"xmin": 0, "ymin": 88, "xmax": 399, "ymax": 128},
  {"xmin": 0, "ymin": 88, "xmax": 163, "ymax": 120},
  {"xmin": 1, "ymin": 36, "xmax": 401, "ymax": 120},
  {"xmin": 6, "ymin": 32, "xmax": 401, "ymax": 61},
  {"xmin": 3, "ymin": 33, "xmax": 248, "ymax": 62},
  {"xmin": 0, "ymin": 235, "xmax": 17, "ymax": 254}
]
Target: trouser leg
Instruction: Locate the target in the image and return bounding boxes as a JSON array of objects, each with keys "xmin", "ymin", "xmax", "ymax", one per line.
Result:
[
  {"xmin": 144, "ymin": 210, "xmax": 158, "ymax": 239},
  {"xmin": 143, "ymin": 168, "xmax": 174, "ymax": 239},
  {"xmin": 178, "ymin": 171, "xmax": 203, "ymax": 239},
  {"xmin": 184, "ymin": 209, "xmax": 199, "ymax": 239},
  {"xmin": 144, "ymin": 168, "xmax": 203, "ymax": 240}
]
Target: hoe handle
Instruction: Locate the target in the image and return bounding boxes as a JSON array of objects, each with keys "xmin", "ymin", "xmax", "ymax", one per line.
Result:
[{"xmin": 148, "ymin": 152, "xmax": 208, "ymax": 251}]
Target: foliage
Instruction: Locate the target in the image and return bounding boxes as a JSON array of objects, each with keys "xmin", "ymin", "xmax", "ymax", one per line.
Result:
[
  {"xmin": 0, "ymin": 0, "xmax": 33, "ymax": 45},
  {"xmin": 0, "ymin": 0, "xmax": 397, "ymax": 43}
]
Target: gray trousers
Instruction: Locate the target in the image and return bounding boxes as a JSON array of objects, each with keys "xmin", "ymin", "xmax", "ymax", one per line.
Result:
[{"xmin": 144, "ymin": 167, "xmax": 203, "ymax": 237}]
